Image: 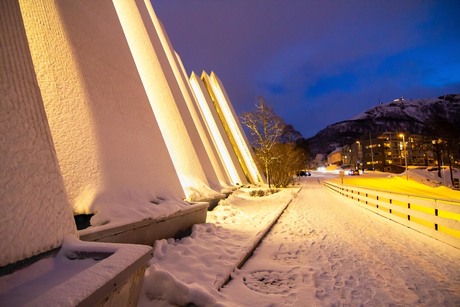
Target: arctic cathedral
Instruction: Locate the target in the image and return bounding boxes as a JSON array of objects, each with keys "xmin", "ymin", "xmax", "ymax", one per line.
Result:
[{"xmin": 0, "ymin": 0, "xmax": 264, "ymax": 304}]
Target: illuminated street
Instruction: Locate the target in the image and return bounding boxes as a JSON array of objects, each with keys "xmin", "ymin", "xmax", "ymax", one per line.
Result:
[
  {"xmin": 221, "ymin": 174, "xmax": 460, "ymax": 306},
  {"xmin": 136, "ymin": 172, "xmax": 460, "ymax": 306}
]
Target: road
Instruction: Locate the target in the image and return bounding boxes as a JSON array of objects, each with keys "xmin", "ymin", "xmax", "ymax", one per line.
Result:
[{"xmin": 221, "ymin": 174, "xmax": 460, "ymax": 306}]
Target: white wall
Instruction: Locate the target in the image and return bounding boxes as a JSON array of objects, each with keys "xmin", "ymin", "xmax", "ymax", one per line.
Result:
[
  {"xmin": 207, "ymin": 72, "xmax": 265, "ymax": 185},
  {"xmin": 0, "ymin": 0, "xmax": 263, "ymax": 267},
  {"xmin": 19, "ymin": 0, "xmax": 185, "ymax": 217},
  {"xmin": 148, "ymin": 11, "xmax": 223, "ymax": 193},
  {"xmin": 0, "ymin": 1, "xmax": 76, "ymax": 266},
  {"xmin": 175, "ymin": 52, "xmax": 231, "ymax": 190},
  {"xmin": 114, "ymin": 0, "xmax": 220, "ymax": 201},
  {"xmin": 193, "ymin": 72, "xmax": 248, "ymax": 185}
]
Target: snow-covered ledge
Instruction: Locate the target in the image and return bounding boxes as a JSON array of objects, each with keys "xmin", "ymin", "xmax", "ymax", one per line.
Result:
[
  {"xmin": 0, "ymin": 237, "xmax": 153, "ymax": 306},
  {"xmin": 79, "ymin": 202, "xmax": 209, "ymax": 245}
]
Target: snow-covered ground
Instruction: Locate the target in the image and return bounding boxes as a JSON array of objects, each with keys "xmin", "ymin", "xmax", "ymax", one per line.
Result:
[
  {"xmin": 138, "ymin": 188, "xmax": 298, "ymax": 306},
  {"xmin": 327, "ymin": 168, "xmax": 460, "ymax": 201},
  {"xmin": 138, "ymin": 173, "xmax": 460, "ymax": 306}
]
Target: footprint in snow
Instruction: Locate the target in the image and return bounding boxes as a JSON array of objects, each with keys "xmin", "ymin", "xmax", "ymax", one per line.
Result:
[{"xmin": 243, "ymin": 270, "xmax": 296, "ymax": 295}]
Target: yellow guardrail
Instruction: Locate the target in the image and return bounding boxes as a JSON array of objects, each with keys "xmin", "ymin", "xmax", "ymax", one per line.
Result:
[{"xmin": 324, "ymin": 181, "xmax": 460, "ymax": 248}]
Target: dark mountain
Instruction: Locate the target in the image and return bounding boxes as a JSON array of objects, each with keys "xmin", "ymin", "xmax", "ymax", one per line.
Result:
[{"xmin": 307, "ymin": 94, "xmax": 460, "ymax": 155}]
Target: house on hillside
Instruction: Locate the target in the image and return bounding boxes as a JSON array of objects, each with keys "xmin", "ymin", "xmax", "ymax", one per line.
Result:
[{"xmin": 327, "ymin": 148, "xmax": 343, "ymax": 166}]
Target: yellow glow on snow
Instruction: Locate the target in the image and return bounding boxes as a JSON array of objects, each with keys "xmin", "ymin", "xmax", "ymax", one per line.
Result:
[
  {"xmin": 332, "ymin": 176, "xmax": 460, "ymax": 201},
  {"xmin": 329, "ymin": 175, "xmax": 460, "ymax": 239},
  {"xmin": 208, "ymin": 73, "xmax": 263, "ymax": 184},
  {"xmin": 190, "ymin": 76, "xmax": 240, "ymax": 184}
]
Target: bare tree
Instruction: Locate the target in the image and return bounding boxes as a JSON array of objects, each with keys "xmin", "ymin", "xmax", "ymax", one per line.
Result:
[
  {"xmin": 429, "ymin": 115, "xmax": 460, "ymax": 185},
  {"xmin": 269, "ymin": 143, "xmax": 307, "ymax": 187},
  {"xmin": 241, "ymin": 97, "xmax": 284, "ymax": 187},
  {"xmin": 280, "ymin": 124, "xmax": 302, "ymax": 143}
]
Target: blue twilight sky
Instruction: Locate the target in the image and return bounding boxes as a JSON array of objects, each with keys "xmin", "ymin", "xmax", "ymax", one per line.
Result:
[{"xmin": 151, "ymin": 1, "xmax": 460, "ymax": 138}]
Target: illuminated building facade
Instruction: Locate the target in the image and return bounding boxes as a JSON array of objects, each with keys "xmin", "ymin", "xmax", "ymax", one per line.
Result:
[
  {"xmin": 327, "ymin": 149, "xmax": 344, "ymax": 166},
  {"xmin": 201, "ymin": 72, "xmax": 265, "ymax": 185},
  {"xmin": 1, "ymin": 0, "xmax": 263, "ymax": 270},
  {"xmin": 189, "ymin": 72, "xmax": 247, "ymax": 186},
  {"xmin": 352, "ymin": 132, "xmax": 440, "ymax": 172},
  {"xmin": 114, "ymin": 0, "xmax": 221, "ymax": 201},
  {"xmin": 1, "ymin": 0, "xmax": 78, "ymax": 267}
]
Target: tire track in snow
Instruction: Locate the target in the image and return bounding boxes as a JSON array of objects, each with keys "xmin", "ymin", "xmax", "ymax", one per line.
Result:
[{"xmin": 222, "ymin": 176, "xmax": 460, "ymax": 306}]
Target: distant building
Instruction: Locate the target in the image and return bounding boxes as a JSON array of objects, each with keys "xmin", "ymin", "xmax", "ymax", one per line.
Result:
[
  {"xmin": 361, "ymin": 136, "xmax": 385, "ymax": 171},
  {"xmin": 352, "ymin": 132, "xmax": 438, "ymax": 173},
  {"xmin": 341, "ymin": 145, "xmax": 352, "ymax": 166},
  {"xmin": 327, "ymin": 148, "xmax": 343, "ymax": 166},
  {"xmin": 326, "ymin": 145, "xmax": 353, "ymax": 167}
]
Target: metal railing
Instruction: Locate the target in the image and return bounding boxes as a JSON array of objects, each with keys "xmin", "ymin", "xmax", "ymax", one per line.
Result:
[{"xmin": 324, "ymin": 181, "xmax": 460, "ymax": 248}]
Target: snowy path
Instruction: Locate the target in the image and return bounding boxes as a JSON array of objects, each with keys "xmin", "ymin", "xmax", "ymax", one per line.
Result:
[{"xmin": 221, "ymin": 176, "xmax": 460, "ymax": 306}]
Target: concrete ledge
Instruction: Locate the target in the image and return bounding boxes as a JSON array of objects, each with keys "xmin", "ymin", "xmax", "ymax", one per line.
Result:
[
  {"xmin": 0, "ymin": 240, "xmax": 153, "ymax": 306},
  {"xmin": 79, "ymin": 202, "xmax": 209, "ymax": 245}
]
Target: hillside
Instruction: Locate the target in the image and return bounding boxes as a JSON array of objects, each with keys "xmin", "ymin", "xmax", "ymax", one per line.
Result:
[{"xmin": 307, "ymin": 94, "xmax": 460, "ymax": 155}]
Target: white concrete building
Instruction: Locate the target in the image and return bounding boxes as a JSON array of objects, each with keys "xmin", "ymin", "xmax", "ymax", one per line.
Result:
[
  {"xmin": 201, "ymin": 71, "xmax": 265, "ymax": 185},
  {"xmin": 0, "ymin": 2, "xmax": 77, "ymax": 264},
  {"xmin": 190, "ymin": 72, "xmax": 247, "ymax": 186},
  {"xmin": 0, "ymin": 0, "xmax": 262, "ymax": 281}
]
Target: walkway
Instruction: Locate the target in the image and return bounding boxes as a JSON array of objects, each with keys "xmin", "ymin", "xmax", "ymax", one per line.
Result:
[{"xmin": 222, "ymin": 176, "xmax": 460, "ymax": 306}]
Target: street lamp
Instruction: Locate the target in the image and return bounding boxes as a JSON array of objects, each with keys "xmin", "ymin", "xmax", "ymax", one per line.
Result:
[
  {"xmin": 369, "ymin": 132, "xmax": 374, "ymax": 171},
  {"xmin": 432, "ymin": 139, "xmax": 442, "ymax": 178},
  {"xmin": 399, "ymin": 134, "xmax": 408, "ymax": 180},
  {"xmin": 356, "ymin": 140, "xmax": 362, "ymax": 172}
]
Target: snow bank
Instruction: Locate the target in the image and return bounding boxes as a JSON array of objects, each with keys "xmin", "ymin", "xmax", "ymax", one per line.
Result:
[
  {"xmin": 86, "ymin": 194, "xmax": 190, "ymax": 228},
  {"xmin": 138, "ymin": 189, "xmax": 296, "ymax": 306},
  {"xmin": 141, "ymin": 265, "xmax": 220, "ymax": 307},
  {"xmin": 406, "ymin": 167, "xmax": 459, "ymax": 188},
  {"xmin": 334, "ymin": 169, "xmax": 460, "ymax": 200}
]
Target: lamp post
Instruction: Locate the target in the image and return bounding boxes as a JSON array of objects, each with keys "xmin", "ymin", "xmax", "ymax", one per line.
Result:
[
  {"xmin": 369, "ymin": 132, "xmax": 374, "ymax": 171},
  {"xmin": 432, "ymin": 139, "xmax": 442, "ymax": 178},
  {"xmin": 356, "ymin": 140, "xmax": 362, "ymax": 172},
  {"xmin": 399, "ymin": 134, "xmax": 408, "ymax": 180}
]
